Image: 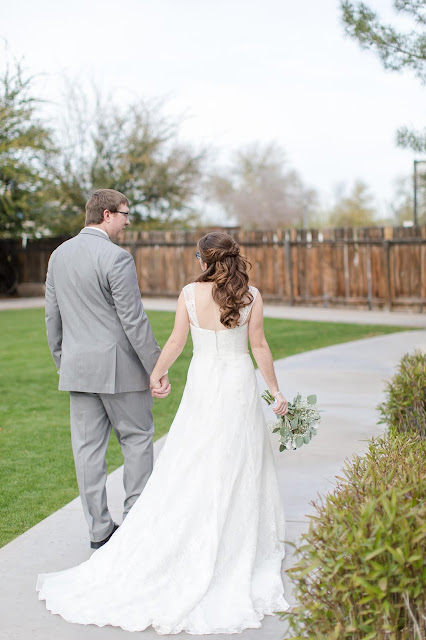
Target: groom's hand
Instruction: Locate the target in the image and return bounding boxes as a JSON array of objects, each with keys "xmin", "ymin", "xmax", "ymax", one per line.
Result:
[{"xmin": 151, "ymin": 374, "xmax": 171, "ymax": 399}]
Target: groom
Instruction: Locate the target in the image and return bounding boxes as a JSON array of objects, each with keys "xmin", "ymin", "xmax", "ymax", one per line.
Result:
[{"xmin": 45, "ymin": 189, "xmax": 170, "ymax": 549}]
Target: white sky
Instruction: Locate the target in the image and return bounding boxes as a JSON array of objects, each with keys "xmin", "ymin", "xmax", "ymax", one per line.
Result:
[{"xmin": 2, "ymin": 0, "xmax": 425, "ymax": 221}]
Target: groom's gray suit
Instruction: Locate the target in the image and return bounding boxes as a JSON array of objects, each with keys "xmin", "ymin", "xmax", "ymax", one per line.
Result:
[{"xmin": 45, "ymin": 227, "xmax": 161, "ymax": 543}]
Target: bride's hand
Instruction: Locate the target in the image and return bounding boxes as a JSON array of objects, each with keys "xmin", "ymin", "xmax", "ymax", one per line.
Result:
[{"xmin": 272, "ymin": 392, "xmax": 288, "ymax": 416}]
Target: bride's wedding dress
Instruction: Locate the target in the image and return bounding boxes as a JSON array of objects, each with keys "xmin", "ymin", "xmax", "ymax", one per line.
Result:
[{"xmin": 37, "ymin": 284, "xmax": 290, "ymax": 634}]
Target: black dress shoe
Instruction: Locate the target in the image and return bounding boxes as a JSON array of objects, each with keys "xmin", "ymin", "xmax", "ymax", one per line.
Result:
[{"xmin": 90, "ymin": 523, "xmax": 119, "ymax": 549}]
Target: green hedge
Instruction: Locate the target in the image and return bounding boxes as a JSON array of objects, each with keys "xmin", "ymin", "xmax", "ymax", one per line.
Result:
[
  {"xmin": 378, "ymin": 350, "xmax": 426, "ymax": 439},
  {"xmin": 281, "ymin": 434, "xmax": 426, "ymax": 639}
]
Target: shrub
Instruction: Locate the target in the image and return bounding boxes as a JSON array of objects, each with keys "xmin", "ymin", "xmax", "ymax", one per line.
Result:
[
  {"xmin": 281, "ymin": 434, "xmax": 426, "ymax": 639},
  {"xmin": 377, "ymin": 350, "xmax": 426, "ymax": 439}
]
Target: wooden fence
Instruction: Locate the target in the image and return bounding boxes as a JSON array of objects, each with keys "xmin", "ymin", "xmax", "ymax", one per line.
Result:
[
  {"xmin": 2, "ymin": 226, "xmax": 425, "ymax": 310},
  {"xmin": 121, "ymin": 227, "xmax": 426, "ymax": 311}
]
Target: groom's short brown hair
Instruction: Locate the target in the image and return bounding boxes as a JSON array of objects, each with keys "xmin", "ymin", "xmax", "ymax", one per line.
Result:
[{"xmin": 85, "ymin": 189, "xmax": 130, "ymax": 225}]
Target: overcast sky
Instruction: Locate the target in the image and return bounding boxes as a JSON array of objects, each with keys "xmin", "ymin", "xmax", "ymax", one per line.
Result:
[{"xmin": 2, "ymin": 0, "xmax": 425, "ymax": 221}]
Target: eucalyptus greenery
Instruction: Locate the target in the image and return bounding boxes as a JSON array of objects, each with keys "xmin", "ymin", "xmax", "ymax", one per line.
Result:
[
  {"xmin": 262, "ymin": 390, "xmax": 320, "ymax": 451},
  {"xmin": 281, "ymin": 434, "xmax": 426, "ymax": 639}
]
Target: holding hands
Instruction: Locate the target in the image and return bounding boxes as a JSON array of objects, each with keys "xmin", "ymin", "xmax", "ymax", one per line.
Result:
[{"xmin": 150, "ymin": 374, "xmax": 171, "ymax": 399}]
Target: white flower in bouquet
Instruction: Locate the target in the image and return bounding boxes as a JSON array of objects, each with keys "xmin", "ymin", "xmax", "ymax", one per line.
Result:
[{"xmin": 262, "ymin": 390, "xmax": 321, "ymax": 452}]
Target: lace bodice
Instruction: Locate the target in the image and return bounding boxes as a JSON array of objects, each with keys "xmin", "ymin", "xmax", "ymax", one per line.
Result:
[{"xmin": 182, "ymin": 283, "xmax": 258, "ymax": 356}]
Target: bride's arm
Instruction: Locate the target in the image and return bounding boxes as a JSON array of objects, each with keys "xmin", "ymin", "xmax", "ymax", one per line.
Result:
[
  {"xmin": 150, "ymin": 292, "xmax": 190, "ymax": 395},
  {"xmin": 248, "ymin": 293, "xmax": 288, "ymax": 416}
]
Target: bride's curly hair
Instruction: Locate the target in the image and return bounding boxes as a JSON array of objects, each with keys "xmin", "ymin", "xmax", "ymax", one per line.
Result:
[{"xmin": 195, "ymin": 232, "xmax": 253, "ymax": 328}]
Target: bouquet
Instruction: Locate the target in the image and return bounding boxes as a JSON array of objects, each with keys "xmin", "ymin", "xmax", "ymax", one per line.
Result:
[{"xmin": 262, "ymin": 390, "xmax": 321, "ymax": 451}]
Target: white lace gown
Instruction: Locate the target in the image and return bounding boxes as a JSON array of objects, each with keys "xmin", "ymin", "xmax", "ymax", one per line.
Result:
[{"xmin": 36, "ymin": 284, "xmax": 290, "ymax": 635}]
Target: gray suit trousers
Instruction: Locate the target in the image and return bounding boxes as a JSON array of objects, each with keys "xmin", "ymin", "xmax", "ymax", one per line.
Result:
[{"xmin": 69, "ymin": 389, "xmax": 154, "ymax": 543}]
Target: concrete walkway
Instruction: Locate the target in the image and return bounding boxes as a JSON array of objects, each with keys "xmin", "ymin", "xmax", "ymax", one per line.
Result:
[
  {"xmin": 1, "ymin": 330, "xmax": 425, "ymax": 639},
  {"xmin": 1, "ymin": 295, "xmax": 425, "ymax": 327}
]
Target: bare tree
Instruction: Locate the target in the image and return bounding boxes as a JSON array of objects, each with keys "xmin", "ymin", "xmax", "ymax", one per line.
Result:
[{"xmin": 207, "ymin": 142, "xmax": 317, "ymax": 229}]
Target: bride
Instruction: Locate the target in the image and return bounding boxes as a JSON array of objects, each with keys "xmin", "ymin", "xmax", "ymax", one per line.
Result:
[{"xmin": 37, "ymin": 231, "xmax": 290, "ymax": 635}]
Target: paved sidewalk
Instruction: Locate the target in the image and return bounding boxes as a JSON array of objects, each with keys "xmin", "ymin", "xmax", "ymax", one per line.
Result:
[
  {"xmin": 0, "ymin": 330, "xmax": 425, "ymax": 640},
  {"xmin": 1, "ymin": 295, "xmax": 425, "ymax": 327}
]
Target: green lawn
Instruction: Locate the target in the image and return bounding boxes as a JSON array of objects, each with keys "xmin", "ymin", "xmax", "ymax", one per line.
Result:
[{"xmin": 0, "ymin": 308, "xmax": 410, "ymax": 547}]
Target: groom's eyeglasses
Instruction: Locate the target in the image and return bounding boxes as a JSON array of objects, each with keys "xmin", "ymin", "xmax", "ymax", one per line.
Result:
[
  {"xmin": 106, "ymin": 209, "xmax": 130, "ymax": 218},
  {"xmin": 195, "ymin": 251, "xmax": 201, "ymax": 259}
]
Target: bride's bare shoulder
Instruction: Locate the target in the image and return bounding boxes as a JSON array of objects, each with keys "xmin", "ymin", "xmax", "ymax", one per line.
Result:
[{"xmin": 194, "ymin": 281, "xmax": 214, "ymax": 294}]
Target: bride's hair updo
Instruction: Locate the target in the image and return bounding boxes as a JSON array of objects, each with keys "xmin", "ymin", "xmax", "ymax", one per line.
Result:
[{"xmin": 195, "ymin": 231, "xmax": 253, "ymax": 328}]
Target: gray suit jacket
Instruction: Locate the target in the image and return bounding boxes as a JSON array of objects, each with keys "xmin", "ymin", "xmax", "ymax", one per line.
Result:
[{"xmin": 45, "ymin": 228, "xmax": 161, "ymax": 394}]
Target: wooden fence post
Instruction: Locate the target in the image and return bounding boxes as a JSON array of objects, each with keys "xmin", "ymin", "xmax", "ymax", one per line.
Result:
[
  {"xmin": 343, "ymin": 233, "xmax": 350, "ymax": 302},
  {"xmin": 284, "ymin": 232, "xmax": 294, "ymax": 306},
  {"xmin": 384, "ymin": 240, "xmax": 392, "ymax": 311},
  {"xmin": 421, "ymin": 226, "xmax": 426, "ymax": 313},
  {"xmin": 366, "ymin": 246, "xmax": 373, "ymax": 311}
]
